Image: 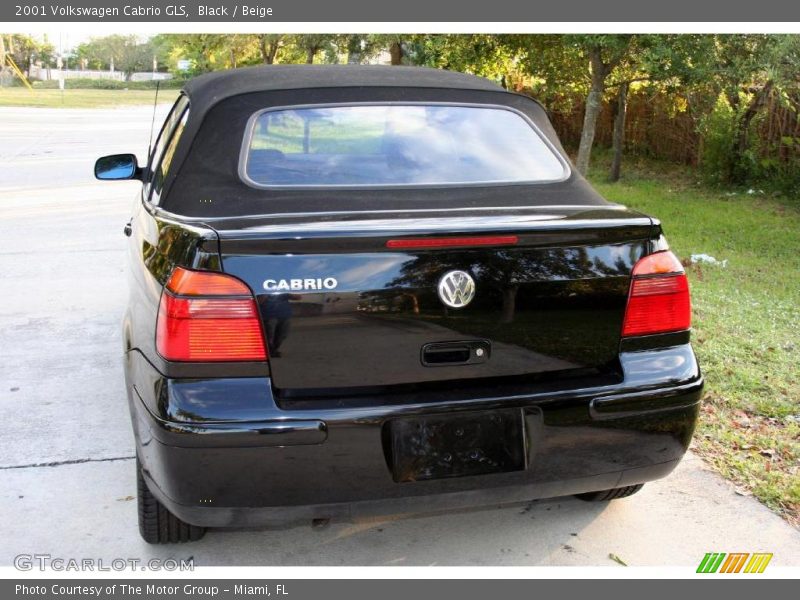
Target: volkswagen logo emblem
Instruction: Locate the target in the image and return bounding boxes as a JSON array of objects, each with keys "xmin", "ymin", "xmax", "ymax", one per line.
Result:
[{"xmin": 437, "ymin": 270, "xmax": 476, "ymax": 309}]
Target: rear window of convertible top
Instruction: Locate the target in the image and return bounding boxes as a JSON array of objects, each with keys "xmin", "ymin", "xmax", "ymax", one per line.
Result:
[{"xmin": 241, "ymin": 104, "xmax": 568, "ymax": 188}]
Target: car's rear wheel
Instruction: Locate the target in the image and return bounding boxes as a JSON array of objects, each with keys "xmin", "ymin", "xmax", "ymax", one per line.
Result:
[
  {"xmin": 575, "ymin": 484, "xmax": 644, "ymax": 502},
  {"xmin": 137, "ymin": 458, "xmax": 206, "ymax": 544}
]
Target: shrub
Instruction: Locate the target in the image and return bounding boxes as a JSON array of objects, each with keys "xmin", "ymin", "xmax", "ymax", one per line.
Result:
[
  {"xmin": 698, "ymin": 93, "xmax": 800, "ymax": 195},
  {"xmin": 697, "ymin": 95, "xmax": 737, "ymax": 186},
  {"xmin": 31, "ymin": 78, "xmax": 186, "ymax": 90}
]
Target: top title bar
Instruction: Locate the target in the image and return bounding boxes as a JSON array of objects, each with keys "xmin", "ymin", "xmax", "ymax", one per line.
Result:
[{"xmin": 3, "ymin": 0, "xmax": 800, "ymax": 22}]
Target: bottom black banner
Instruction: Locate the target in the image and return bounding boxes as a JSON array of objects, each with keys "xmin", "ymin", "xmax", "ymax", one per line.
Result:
[{"xmin": 1, "ymin": 579, "xmax": 787, "ymax": 600}]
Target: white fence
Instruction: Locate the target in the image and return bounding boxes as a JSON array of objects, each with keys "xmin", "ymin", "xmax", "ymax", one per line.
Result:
[{"xmin": 28, "ymin": 66, "xmax": 172, "ymax": 82}]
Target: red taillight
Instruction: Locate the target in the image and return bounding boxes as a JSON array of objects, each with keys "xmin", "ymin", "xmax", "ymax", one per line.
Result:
[
  {"xmin": 386, "ymin": 235, "xmax": 519, "ymax": 250},
  {"xmin": 156, "ymin": 267, "xmax": 267, "ymax": 362},
  {"xmin": 622, "ymin": 251, "xmax": 692, "ymax": 337},
  {"xmin": 165, "ymin": 267, "xmax": 252, "ymax": 296}
]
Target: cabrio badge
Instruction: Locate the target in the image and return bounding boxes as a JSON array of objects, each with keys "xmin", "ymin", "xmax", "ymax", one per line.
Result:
[
  {"xmin": 263, "ymin": 277, "xmax": 338, "ymax": 292},
  {"xmin": 437, "ymin": 270, "xmax": 475, "ymax": 308}
]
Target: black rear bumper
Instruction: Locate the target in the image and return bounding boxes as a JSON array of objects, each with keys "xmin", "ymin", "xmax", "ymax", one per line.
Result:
[{"xmin": 125, "ymin": 344, "xmax": 702, "ymax": 528}]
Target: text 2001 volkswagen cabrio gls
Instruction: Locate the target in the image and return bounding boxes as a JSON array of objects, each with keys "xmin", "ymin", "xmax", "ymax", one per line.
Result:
[{"xmin": 95, "ymin": 65, "xmax": 703, "ymax": 543}]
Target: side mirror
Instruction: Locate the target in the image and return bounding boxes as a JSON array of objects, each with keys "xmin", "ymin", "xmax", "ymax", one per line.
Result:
[{"xmin": 94, "ymin": 153, "xmax": 142, "ymax": 181}]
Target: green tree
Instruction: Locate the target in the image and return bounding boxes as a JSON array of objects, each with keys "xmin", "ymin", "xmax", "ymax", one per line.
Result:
[
  {"xmin": 570, "ymin": 35, "xmax": 634, "ymax": 176},
  {"xmin": 713, "ymin": 35, "xmax": 800, "ymax": 184},
  {"xmin": 4, "ymin": 34, "xmax": 55, "ymax": 74},
  {"xmin": 287, "ymin": 35, "xmax": 335, "ymax": 64},
  {"xmin": 151, "ymin": 34, "xmax": 229, "ymax": 74},
  {"xmin": 76, "ymin": 35, "xmax": 154, "ymax": 80},
  {"xmin": 410, "ymin": 35, "xmax": 523, "ymax": 86},
  {"xmin": 603, "ymin": 35, "xmax": 716, "ymax": 181}
]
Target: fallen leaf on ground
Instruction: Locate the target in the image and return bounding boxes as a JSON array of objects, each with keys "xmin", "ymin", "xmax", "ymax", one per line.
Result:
[{"xmin": 609, "ymin": 553, "xmax": 628, "ymax": 566}]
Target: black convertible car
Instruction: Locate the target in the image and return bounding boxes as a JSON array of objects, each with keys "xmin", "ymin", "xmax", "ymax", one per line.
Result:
[{"xmin": 95, "ymin": 65, "xmax": 703, "ymax": 544}]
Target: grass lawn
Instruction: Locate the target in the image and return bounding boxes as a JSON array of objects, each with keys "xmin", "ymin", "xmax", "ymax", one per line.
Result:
[
  {"xmin": 589, "ymin": 154, "xmax": 800, "ymax": 526},
  {"xmin": 0, "ymin": 88, "xmax": 179, "ymax": 108}
]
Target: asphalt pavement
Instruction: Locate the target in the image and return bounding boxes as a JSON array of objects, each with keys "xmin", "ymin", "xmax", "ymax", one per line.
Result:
[{"xmin": 1, "ymin": 106, "xmax": 799, "ymax": 567}]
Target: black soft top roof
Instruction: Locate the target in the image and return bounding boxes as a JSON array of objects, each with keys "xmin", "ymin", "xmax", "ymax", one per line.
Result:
[
  {"xmin": 184, "ymin": 64, "xmax": 504, "ymax": 93},
  {"xmin": 159, "ymin": 66, "xmax": 609, "ymax": 218},
  {"xmin": 183, "ymin": 65, "xmax": 504, "ymax": 115}
]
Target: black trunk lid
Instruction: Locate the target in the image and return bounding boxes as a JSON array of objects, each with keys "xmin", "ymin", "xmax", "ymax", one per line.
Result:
[{"xmin": 213, "ymin": 206, "xmax": 654, "ymax": 392}]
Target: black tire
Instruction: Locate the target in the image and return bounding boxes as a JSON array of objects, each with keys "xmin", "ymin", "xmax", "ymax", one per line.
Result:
[
  {"xmin": 575, "ymin": 484, "xmax": 644, "ymax": 502},
  {"xmin": 137, "ymin": 458, "xmax": 206, "ymax": 544}
]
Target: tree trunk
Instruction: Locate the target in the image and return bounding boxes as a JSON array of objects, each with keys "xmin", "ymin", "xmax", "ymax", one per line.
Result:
[
  {"xmin": 389, "ymin": 41, "xmax": 403, "ymax": 65},
  {"xmin": 575, "ymin": 47, "xmax": 607, "ymax": 176},
  {"xmin": 729, "ymin": 80, "xmax": 773, "ymax": 184},
  {"xmin": 346, "ymin": 36, "xmax": 362, "ymax": 64},
  {"xmin": 305, "ymin": 46, "xmax": 316, "ymax": 64},
  {"xmin": 609, "ymin": 82, "xmax": 628, "ymax": 182},
  {"xmin": 259, "ymin": 35, "xmax": 280, "ymax": 64}
]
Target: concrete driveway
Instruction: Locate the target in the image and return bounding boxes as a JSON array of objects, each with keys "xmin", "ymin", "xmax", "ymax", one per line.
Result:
[{"xmin": 1, "ymin": 106, "xmax": 798, "ymax": 567}]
